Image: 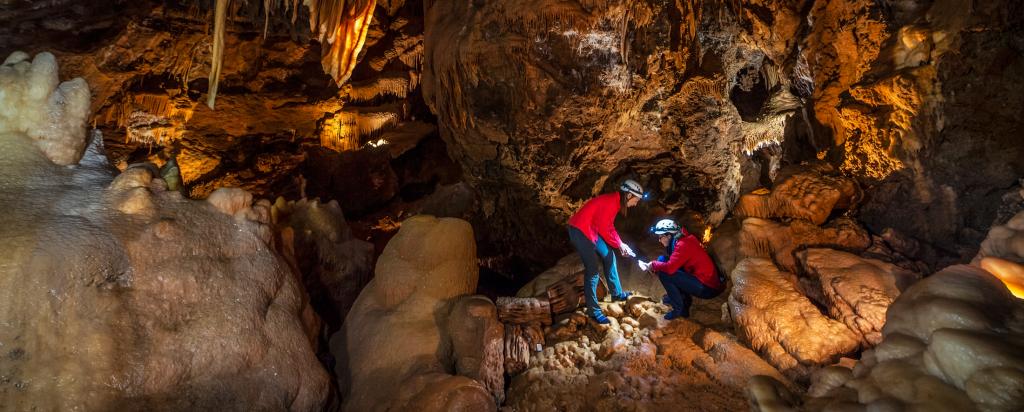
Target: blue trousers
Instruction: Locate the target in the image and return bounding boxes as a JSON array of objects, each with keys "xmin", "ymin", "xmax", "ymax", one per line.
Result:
[
  {"xmin": 568, "ymin": 226, "xmax": 624, "ymax": 316},
  {"xmin": 656, "ymin": 256, "xmax": 720, "ymax": 315}
]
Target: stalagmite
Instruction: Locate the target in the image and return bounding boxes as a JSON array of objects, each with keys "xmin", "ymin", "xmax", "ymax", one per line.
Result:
[
  {"xmin": 207, "ymin": 0, "xmax": 228, "ymax": 109},
  {"xmin": 0, "ymin": 51, "xmax": 91, "ymax": 165}
]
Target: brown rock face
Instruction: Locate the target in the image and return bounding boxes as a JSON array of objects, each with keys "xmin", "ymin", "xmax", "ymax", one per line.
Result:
[
  {"xmin": 422, "ymin": 0, "xmax": 808, "ymax": 270},
  {"xmin": 801, "ymin": 0, "xmax": 1024, "ymax": 260},
  {"xmin": 739, "ymin": 216, "xmax": 872, "ymax": 272}
]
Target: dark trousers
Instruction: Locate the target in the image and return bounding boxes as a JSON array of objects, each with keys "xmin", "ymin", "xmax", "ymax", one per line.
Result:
[
  {"xmin": 657, "ymin": 263, "xmax": 720, "ymax": 315},
  {"xmin": 568, "ymin": 226, "xmax": 624, "ymax": 316}
]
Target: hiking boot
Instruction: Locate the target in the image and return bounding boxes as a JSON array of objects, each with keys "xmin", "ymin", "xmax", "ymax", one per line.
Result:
[
  {"xmin": 664, "ymin": 310, "xmax": 688, "ymax": 320},
  {"xmin": 590, "ymin": 313, "xmax": 611, "ymax": 325},
  {"xmin": 612, "ymin": 291, "xmax": 633, "ymax": 302}
]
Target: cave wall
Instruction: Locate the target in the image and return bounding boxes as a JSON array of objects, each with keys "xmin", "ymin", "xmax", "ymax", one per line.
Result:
[
  {"xmin": 422, "ymin": 0, "xmax": 1024, "ymax": 270},
  {"xmin": 422, "ymin": 0, "xmax": 807, "ymax": 271}
]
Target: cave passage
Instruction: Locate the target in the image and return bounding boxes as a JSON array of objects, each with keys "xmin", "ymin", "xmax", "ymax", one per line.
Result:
[{"xmin": 1, "ymin": 0, "xmax": 1023, "ymax": 411}]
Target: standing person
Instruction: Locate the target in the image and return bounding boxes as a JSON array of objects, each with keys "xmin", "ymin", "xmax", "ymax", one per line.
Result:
[
  {"xmin": 638, "ymin": 219, "xmax": 724, "ymax": 320},
  {"xmin": 567, "ymin": 179, "xmax": 645, "ymax": 324}
]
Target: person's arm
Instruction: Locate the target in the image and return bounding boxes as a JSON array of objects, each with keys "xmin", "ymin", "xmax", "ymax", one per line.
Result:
[{"xmin": 650, "ymin": 240, "xmax": 687, "ymax": 274}]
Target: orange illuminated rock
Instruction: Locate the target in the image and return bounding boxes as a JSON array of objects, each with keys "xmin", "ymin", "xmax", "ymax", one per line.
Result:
[
  {"xmin": 754, "ymin": 265, "xmax": 1024, "ymax": 411},
  {"xmin": 797, "ymin": 248, "xmax": 921, "ymax": 346},
  {"xmin": 735, "ymin": 169, "xmax": 859, "ymax": 225},
  {"xmin": 739, "ymin": 217, "xmax": 871, "ymax": 272},
  {"xmin": 728, "ymin": 258, "xmax": 860, "ymax": 381}
]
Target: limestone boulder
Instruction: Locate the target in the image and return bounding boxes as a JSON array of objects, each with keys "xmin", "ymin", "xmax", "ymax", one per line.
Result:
[
  {"xmin": 797, "ymin": 248, "xmax": 921, "ymax": 346},
  {"xmin": 332, "ymin": 215, "xmax": 495, "ymax": 412},
  {"xmin": 728, "ymin": 258, "xmax": 860, "ymax": 380},
  {"xmin": 272, "ymin": 198, "xmax": 375, "ymax": 324},
  {"xmin": 0, "ymin": 54, "xmax": 328, "ymax": 412},
  {"xmin": 448, "ymin": 295, "xmax": 506, "ymax": 404},
  {"xmin": 752, "ymin": 264, "xmax": 1024, "ymax": 412},
  {"xmin": 735, "ymin": 168, "xmax": 859, "ymax": 225},
  {"xmin": 973, "ymin": 210, "xmax": 1024, "ymax": 265},
  {"xmin": 739, "ymin": 216, "xmax": 871, "ymax": 272}
]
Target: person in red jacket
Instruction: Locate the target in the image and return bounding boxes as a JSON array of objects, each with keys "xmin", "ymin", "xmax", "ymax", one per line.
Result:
[
  {"xmin": 638, "ymin": 219, "xmax": 723, "ymax": 320},
  {"xmin": 567, "ymin": 179, "xmax": 644, "ymax": 324}
]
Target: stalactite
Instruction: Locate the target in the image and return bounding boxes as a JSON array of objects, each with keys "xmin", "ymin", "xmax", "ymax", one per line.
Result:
[
  {"xmin": 205, "ymin": 0, "xmax": 379, "ymax": 111},
  {"xmin": 207, "ymin": 0, "xmax": 229, "ymax": 110},
  {"xmin": 346, "ymin": 75, "xmax": 411, "ymax": 102},
  {"xmin": 306, "ymin": 0, "xmax": 377, "ymax": 85}
]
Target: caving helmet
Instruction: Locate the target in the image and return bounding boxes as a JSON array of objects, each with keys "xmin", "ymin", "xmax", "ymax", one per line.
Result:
[
  {"xmin": 650, "ymin": 219, "xmax": 681, "ymax": 236},
  {"xmin": 620, "ymin": 179, "xmax": 644, "ymax": 199}
]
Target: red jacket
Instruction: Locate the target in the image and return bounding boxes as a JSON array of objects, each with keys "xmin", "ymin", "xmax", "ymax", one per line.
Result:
[
  {"xmin": 568, "ymin": 192, "xmax": 624, "ymax": 249},
  {"xmin": 650, "ymin": 231, "xmax": 721, "ymax": 290}
]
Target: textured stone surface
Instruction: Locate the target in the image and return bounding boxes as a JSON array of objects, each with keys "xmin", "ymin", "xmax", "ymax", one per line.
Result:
[
  {"xmin": 797, "ymin": 248, "xmax": 920, "ymax": 346},
  {"xmin": 506, "ymin": 309, "xmax": 792, "ymax": 412},
  {"xmin": 0, "ymin": 113, "xmax": 328, "ymax": 410},
  {"xmin": 331, "ymin": 215, "xmax": 494, "ymax": 412},
  {"xmin": 751, "ymin": 264, "xmax": 1024, "ymax": 412},
  {"xmin": 272, "ymin": 198, "xmax": 375, "ymax": 327},
  {"xmin": 448, "ymin": 295, "xmax": 506, "ymax": 404},
  {"xmin": 728, "ymin": 258, "xmax": 860, "ymax": 381},
  {"xmin": 739, "ymin": 216, "xmax": 872, "ymax": 272},
  {"xmin": 734, "ymin": 167, "xmax": 858, "ymax": 225}
]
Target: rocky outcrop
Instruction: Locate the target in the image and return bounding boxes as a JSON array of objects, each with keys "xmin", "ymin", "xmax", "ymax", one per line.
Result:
[
  {"xmin": 0, "ymin": 54, "xmax": 328, "ymax": 411},
  {"xmin": 728, "ymin": 258, "xmax": 860, "ymax": 381},
  {"xmin": 448, "ymin": 295, "xmax": 506, "ymax": 404},
  {"xmin": 734, "ymin": 167, "xmax": 859, "ymax": 225},
  {"xmin": 272, "ymin": 197, "xmax": 375, "ymax": 326},
  {"xmin": 807, "ymin": 0, "xmax": 1024, "ymax": 260},
  {"xmin": 506, "ymin": 296, "xmax": 793, "ymax": 412},
  {"xmin": 739, "ymin": 216, "xmax": 871, "ymax": 272},
  {"xmin": 331, "ymin": 215, "xmax": 497, "ymax": 412},
  {"xmin": 797, "ymin": 248, "xmax": 921, "ymax": 346},
  {"xmin": 751, "ymin": 264, "xmax": 1024, "ymax": 412}
]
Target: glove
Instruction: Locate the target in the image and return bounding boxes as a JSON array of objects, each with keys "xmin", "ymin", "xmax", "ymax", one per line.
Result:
[
  {"xmin": 619, "ymin": 243, "xmax": 635, "ymax": 258},
  {"xmin": 637, "ymin": 261, "xmax": 651, "ymax": 272}
]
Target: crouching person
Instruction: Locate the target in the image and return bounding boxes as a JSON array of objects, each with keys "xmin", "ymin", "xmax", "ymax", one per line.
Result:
[{"xmin": 639, "ymin": 219, "xmax": 724, "ymax": 320}]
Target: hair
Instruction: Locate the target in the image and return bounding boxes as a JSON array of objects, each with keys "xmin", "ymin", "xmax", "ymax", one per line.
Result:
[{"xmin": 619, "ymin": 191, "xmax": 633, "ymax": 217}]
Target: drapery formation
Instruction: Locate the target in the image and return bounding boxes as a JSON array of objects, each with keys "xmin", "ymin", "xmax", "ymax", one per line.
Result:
[{"xmin": 208, "ymin": 0, "xmax": 377, "ymax": 109}]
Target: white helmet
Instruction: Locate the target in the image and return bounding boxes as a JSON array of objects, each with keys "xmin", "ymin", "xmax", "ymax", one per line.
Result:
[
  {"xmin": 620, "ymin": 179, "xmax": 644, "ymax": 198},
  {"xmin": 650, "ymin": 219, "xmax": 680, "ymax": 235}
]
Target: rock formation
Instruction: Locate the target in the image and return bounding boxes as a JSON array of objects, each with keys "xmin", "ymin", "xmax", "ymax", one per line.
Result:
[
  {"xmin": 751, "ymin": 264, "xmax": 1024, "ymax": 412},
  {"xmin": 505, "ymin": 296, "xmax": 794, "ymax": 412},
  {"xmin": 331, "ymin": 215, "xmax": 498, "ymax": 412},
  {"xmin": 729, "ymin": 258, "xmax": 861, "ymax": 381},
  {"xmin": 797, "ymin": 248, "xmax": 921, "ymax": 346},
  {"xmin": 0, "ymin": 52, "xmax": 329, "ymax": 411},
  {"xmin": 272, "ymin": 197, "xmax": 375, "ymax": 326}
]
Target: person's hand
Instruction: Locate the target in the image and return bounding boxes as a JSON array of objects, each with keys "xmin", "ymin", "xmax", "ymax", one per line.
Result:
[
  {"xmin": 620, "ymin": 243, "xmax": 636, "ymax": 258},
  {"xmin": 638, "ymin": 260, "xmax": 651, "ymax": 272}
]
